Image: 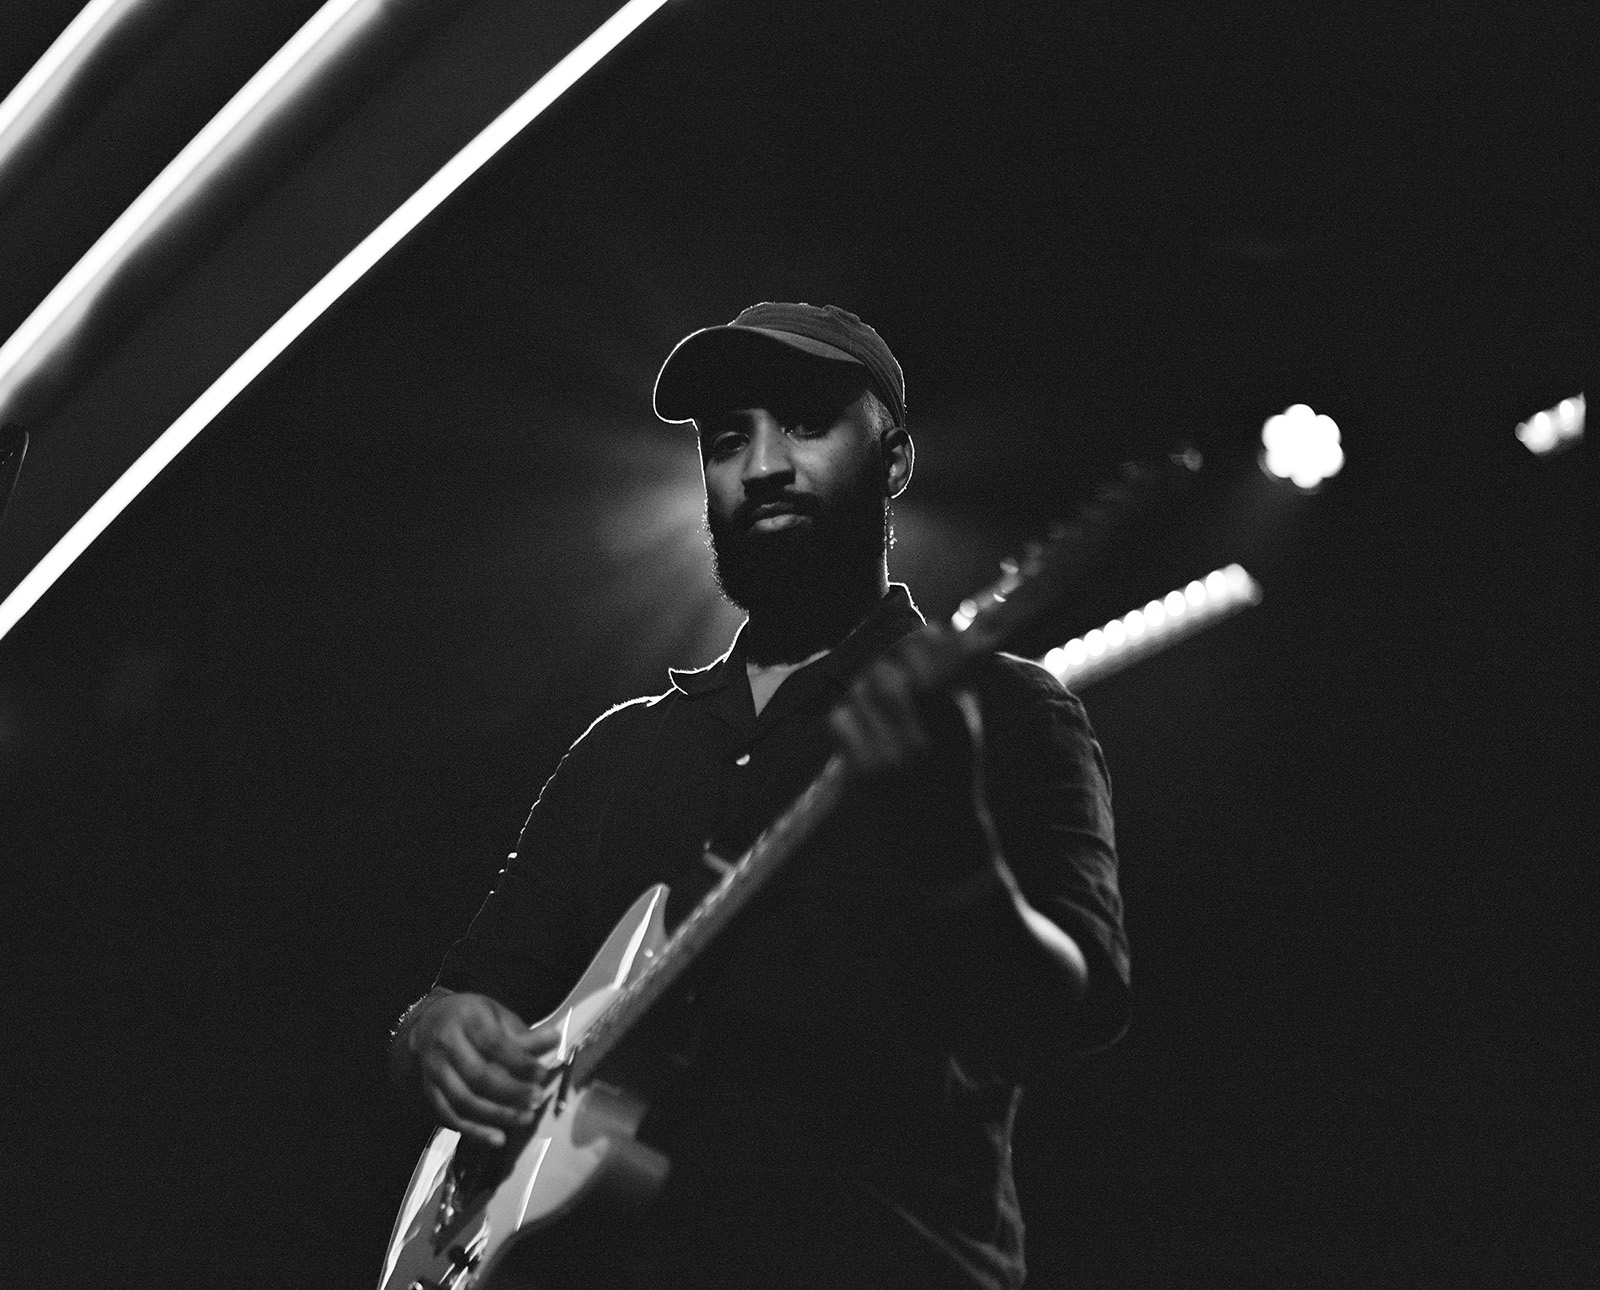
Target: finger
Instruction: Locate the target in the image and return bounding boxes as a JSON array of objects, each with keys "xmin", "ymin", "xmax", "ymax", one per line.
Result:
[
  {"xmin": 836, "ymin": 701, "xmax": 912, "ymax": 776},
  {"xmin": 432, "ymin": 1059, "xmax": 536, "ymax": 1133},
  {"xmin": 446, "ymin": 1037, "xmax": 543, "ymax": 1111},
  {"xmin": 458, "ymin": 1004, "xmax": 543, "ymax": 1078},
  {"xmin": 861, "ymin": 659, "xmax": 920, "ymax": 727},
  {"xmin": 870, "ymin": 661, "xmax": 932, "ymax": 751},
  {"xmin": 505, "ymin": 1013, "xmax": 564, "ymax": 1054},
  {"xmin": 426, "ymin": 1078, "xmax": 506, "ymax": 1149},
  {"xmin": 830, "ymin": 703, "xmax": 884, "ymax": 775},
  {"xmin": 850, "ymin": 669, "xmax": 927, "ymax": 764},
  {"xmin": 505, "ymin": 1018, "xmax": 567, "ymax": 1068},
  {"xmin": 476, "ymin": 1020, "xmax": 550, "ymax": 1078},
  {"xmin": 894, "ymin": 627, "xmax": 948, "ymax": 687}
]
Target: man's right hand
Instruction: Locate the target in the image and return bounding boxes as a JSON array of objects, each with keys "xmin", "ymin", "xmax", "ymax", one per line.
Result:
[{"xmin": 398, "ymin": 990, "xmax": 561, "ymax": 1148}]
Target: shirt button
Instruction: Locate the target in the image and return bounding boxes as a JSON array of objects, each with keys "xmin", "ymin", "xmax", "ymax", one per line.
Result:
[{"xmin": 734, "ymin": 752, "xmax": 751, "ymax": 766}]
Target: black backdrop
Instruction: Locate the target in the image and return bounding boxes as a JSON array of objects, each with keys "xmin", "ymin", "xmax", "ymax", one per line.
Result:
[{"xmin": 2, "ymin": 3, "xmax": 1592, "ymax": 1286}]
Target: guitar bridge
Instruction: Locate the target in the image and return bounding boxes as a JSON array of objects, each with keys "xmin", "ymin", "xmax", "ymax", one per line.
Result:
[{"xmin": 431, "ymin": 1136, "xmax": 513, "ymax": 1248}]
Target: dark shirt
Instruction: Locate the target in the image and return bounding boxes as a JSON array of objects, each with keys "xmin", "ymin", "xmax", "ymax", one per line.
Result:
[{"xmin": 436, "ymin": 585, "xmax": 1128, "ymax": 1289}]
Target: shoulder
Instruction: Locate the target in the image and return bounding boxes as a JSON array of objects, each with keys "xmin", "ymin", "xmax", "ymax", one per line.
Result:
[
  {"xmin": 533, "ymin": 689, "xmax": 678, "ymax": 807},
  {"xmin": 565, "ymin": 689, "xmax": 677, "ymax": 759},
  {"xmin": 975, "ymin": 651, "xmax": 1089, "ymax": 719},
  {"xmin": 971, "ymin": 653, "xmax": 1106, "ymax": 780}
]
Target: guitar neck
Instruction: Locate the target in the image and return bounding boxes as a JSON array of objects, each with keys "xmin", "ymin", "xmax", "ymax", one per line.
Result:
[{"xmin": 569, "ymin": 750, "xmax": 853, "ymax": 1086}]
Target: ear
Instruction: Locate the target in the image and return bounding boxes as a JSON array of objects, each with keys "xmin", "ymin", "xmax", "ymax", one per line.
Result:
[{"xmin": 883, "ymin": 426, "xmax": 913, "ymax": 499}]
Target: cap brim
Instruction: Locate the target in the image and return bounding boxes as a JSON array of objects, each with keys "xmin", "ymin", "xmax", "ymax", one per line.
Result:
[{"xmin": 653, "ymin": 325, "xmax": 864, "ymax": 423}]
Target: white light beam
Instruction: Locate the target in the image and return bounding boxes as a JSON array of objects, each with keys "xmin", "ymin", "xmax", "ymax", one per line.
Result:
[
  {"xmin": 0, "ymin": 0, "xmax": 156, "ymax": 185},
  {"xmin": 0, "ymin": 0, "xmax": 674, "ymax": 644},
  {"xmin": 1040, "ymin": 565, "xmax": 1262, "ymax": 690}
]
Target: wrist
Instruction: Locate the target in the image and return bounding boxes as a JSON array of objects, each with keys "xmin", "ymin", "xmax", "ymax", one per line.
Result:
[{"xmin": 390, "ymin": 988, "xmax": 453, "ymax": 1089}]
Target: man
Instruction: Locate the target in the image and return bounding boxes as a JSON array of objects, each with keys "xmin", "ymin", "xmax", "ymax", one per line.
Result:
[{"xmin": 389, "ymin": 303, "xmax": 1129, "ymax": 1288}]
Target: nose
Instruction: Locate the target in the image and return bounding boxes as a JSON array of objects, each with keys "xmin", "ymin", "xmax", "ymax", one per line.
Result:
[{"xmin": 740, "ymin": 415, "xmax": 794, "ymax": 488}]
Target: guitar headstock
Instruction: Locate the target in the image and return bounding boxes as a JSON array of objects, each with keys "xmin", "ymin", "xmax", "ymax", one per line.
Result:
[{"xmin": 947, "ymin": 445, "xmax": 1202, "ymax": 656}]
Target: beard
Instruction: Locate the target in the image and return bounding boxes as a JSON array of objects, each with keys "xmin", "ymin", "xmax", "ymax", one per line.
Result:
[{"xmin": 705, "ymin": 449, "xmax": 891, "ymax": 630}]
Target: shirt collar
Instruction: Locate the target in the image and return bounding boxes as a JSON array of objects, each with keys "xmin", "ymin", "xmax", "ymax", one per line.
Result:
[{"xmin": 668, "ymin": 583, "xmax": 926, "ymax": 699}]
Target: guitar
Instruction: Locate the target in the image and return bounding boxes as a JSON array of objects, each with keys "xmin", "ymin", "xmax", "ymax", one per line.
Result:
[{"xmin": 378, "ymin": 448, "xmax": 1201, "ymax": 1290}]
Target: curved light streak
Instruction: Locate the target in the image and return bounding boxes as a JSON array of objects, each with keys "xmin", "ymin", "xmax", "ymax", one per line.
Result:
[
  {"xmin": 0, "ymin": 0, "xmax": 675, "ymax": 644},
  {"xmin": 0, "ymin": 0, "xmax": 155, "ymax": 184}
]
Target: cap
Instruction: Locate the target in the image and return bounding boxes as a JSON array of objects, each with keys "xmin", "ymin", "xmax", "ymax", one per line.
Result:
[{"xmin": 653, "ymin": 302, "xmax": 905, "ymax": 427}]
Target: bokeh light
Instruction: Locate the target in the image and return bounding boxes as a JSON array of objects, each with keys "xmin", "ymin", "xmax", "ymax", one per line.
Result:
[
  {"xmin": 1262, "ymin": 403, "xmax": 1344, "ymax": 489},
  {"xmin": 1040, "ymin": 565, "xmax": 1263, "ymax": 690},
  {"xmin": 1516, "ymin": 394, "xmax": 1585, "ymax": 455}
]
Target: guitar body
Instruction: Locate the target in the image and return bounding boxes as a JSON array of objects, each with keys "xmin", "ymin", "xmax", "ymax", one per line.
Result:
[{"xmin": 379, "ymin": 885, "xmax": 674, "ymax": 1290}]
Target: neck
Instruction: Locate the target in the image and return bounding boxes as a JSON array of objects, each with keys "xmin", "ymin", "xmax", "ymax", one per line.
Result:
[{"xmin": 742, "ymin": 568, "xmax": 888, "ymax": 666}]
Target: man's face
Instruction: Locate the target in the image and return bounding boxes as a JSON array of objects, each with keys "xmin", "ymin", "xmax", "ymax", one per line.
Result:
[{"xmin": 697, "ymin": 374, "xmax": 890, "ymax": 617}]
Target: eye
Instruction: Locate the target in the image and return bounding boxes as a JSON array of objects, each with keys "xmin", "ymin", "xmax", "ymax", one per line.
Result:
[{"xmin": 704, "ymin": 428, "xmax": 746, "ymax": 460}]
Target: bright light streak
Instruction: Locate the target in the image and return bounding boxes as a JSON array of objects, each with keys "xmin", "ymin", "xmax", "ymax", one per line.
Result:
[
  {"xmin": 1516, "ymin": 393, "xmax": 1585, "ymax": 455},
  {"xmin": 1039, "ymin": 564, "xmax": 1263, "ymax": 690},
  {"xmin": 1261, "ymin": 403, "xmax": 1343, "ymax": 489},
  {"xmin": 0, "ymin": 0, "xmax": 387, "ymax": 418},
  {"xmin": 0, "ymin": 0, "xmax": 674, "ymax": 643},
  {"xmin": 0, "ymin": 0, "xmax": 147, "ymax": 178}
]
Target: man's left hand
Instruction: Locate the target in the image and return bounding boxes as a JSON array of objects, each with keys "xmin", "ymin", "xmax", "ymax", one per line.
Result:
[{"xmin": 828, "ymin": 627, "xmax": 969, "ymax": 780}]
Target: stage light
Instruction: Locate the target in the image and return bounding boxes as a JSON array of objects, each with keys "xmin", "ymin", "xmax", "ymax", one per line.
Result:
[
  {"xmin": 0, "ymin": 0, "xmax": 676, "ymax": 645},
  {"xmin": 1515, "ymin": 394, "xmax": 1584, "ymax": 455},
  {"xmin": 1261, "ymin": 403, "xmax": 1343, "ymax": 489},
  {"xmin": 1039, "ymin": 564, "xmax": 1263, "ymax": 690},
  {"xmin": 0, "ymin": 0, "xmax": 144, "ymax": 184}
]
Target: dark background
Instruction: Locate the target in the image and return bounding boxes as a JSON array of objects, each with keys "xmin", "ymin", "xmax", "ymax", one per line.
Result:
[{"xmin": 1, "ymin": 2, "xmax": 1592, "ymax": 1286}]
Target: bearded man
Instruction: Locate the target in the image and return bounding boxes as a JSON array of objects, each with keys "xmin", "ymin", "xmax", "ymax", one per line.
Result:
[{"xmin": 389, "ymin": 303, "xmax": 1129, "ymax": 1289}]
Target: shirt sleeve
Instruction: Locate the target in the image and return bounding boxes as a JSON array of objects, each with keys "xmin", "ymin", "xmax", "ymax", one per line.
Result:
[
  {"xmin": 976, "ymin": 654, "xmax": 1131, "ymax": 1055},
  {"xmin": 433, "ymin": 702, "xmax": 642, "ymax": 1025}
]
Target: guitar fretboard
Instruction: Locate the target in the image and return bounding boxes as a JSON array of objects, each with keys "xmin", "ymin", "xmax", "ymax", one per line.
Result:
[{"xmin": 569, "ymin": 753, "xmax": 852, "ymax": 1086}]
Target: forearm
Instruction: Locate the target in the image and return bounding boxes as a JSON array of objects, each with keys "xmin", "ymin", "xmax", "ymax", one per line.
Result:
[
  {"xmin": 946, "ymin": 696, "xmax": 1087, "ymax": 995},
  {"xmin": 932, "ymin": 850, "xmax": 1089, "ymax": 1062}
]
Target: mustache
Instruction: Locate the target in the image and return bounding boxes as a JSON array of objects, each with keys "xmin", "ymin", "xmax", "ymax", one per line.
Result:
[{"xmin": 730, "ymin": 490, "xmax": 823, "ymax": 528}]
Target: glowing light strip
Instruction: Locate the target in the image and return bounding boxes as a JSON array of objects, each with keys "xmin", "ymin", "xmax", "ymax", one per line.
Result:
[
  {"xmin": 1039, "ymin": 564, "xmax": 1262, "ymax": 690},
  {"xmin": 0, "ymin": 0, "xmax": 384, "ymax": 414},
  {"xmin": 0, "ymin": 0, "xmax": 673, "ymax": 643},
  {"xmin": 1515, "ymin": 393, "xmax": 1584, "ymax": 456},
  {"xmin": 0, "ymin": 0, "xmax": 143, "ymax": 174}
]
